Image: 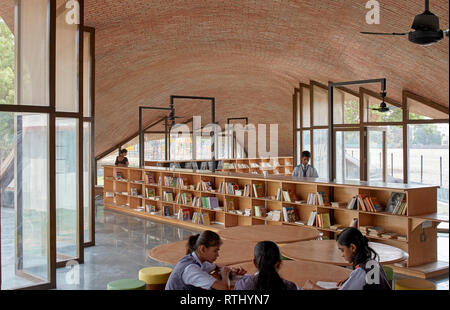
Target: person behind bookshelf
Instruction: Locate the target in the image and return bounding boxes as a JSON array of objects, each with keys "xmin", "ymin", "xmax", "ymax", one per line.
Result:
[
  {"xmin": 292, "ymin": 151, "xmax": 318, "ymax": 178},
  {"xmin": 304, "ymin": 227, "xmax": 391, "ymax": 290},
  {"xmin": 234, "ymin": 241, "xmax": 299, "ymax": 290},
  {"xmin": 165, "ymin": 230, "xmax": 246, "ymax": 290},
  {"xmin": 115, "ymin": 149, "xmax": 129, "ymax": 167}
]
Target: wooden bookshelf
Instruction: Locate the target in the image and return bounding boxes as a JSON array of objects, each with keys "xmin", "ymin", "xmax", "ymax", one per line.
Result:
[
  {"xmin": 103, "ymin": 165, "xmax": 447, "ymax": 270},
  {"xmin": 144, "ymin": 156, "xmax": 294, "ymax": 175}
]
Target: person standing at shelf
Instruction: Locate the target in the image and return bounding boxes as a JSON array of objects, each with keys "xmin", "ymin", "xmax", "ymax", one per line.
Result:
[
  {"xmin": 292, "ymin": 150, "xmax": 318, "ymax": 178},
  {"xmin": 115, "ymin": 149, "xmax": 129, "ymax": 167},
  {"xmin": 165, "ymin": 230, "xmax": 247, "ymax": 290}
]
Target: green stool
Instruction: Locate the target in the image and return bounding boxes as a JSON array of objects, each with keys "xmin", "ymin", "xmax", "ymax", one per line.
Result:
[
  {"xmin": 107, "ymin": 279, "xmax": 146, "ymax": 290},
  {"xmin": 383, "ymin": 266, "xmax": 394, "ymax": 288}
]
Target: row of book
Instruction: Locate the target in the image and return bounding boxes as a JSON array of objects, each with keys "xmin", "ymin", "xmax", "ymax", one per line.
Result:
[
  {"xmin": 223, "ymin": 163, "xmax": 235, "ymax": 169},
  {"xmin": 237, "ymin": 164, "xmax": 249, "ymax": 168},
  {"xmin": 306, "ymin": 192, "xmax": 327, "ymax": 205},
  {"xmin": 196, "ymin": 181, "xmax": 214, "ymax": 192},
  {"xmin": 360, "ymin": 226, "xmax": 407, "ymax": 241}
]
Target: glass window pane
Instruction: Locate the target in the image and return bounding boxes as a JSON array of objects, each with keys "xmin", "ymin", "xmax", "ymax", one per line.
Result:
[
  {"xmin": 296, "ymin": 131, "xmax": 300, "ymax": 164},
  {"xmin": 56, "ymin": 118, "xmax": 78, "ymax": 260},
  {"xmin": 296, "ymin": 92, "xmax": 300, "ymax": 129},
  {"xmin": 408, "ymin": 123, "xmax": 449, "ymax": 217},
  {"xmin": 407, "ymin": 97, "xmax": 448, "ymax": 120},
  {"xmin": 313, "ymin": 129, "xmax": 328, "ymax": 179},
  {"xmin": 97, "ymin": 149, "xmax": 118, "ymax": 186},
  {"xmin": 196, "ymin": 135, "xmax": 212, "ymax": 160},
  {"xmin": 170, "ymin": 134, "xmax": 192, "ymax": 160},
  {"xmin": 0, "ymin": 18, "xmax": 15, "ymax": 106},
  {"xmin": 313, "ymin": 85, "xmax": 328, "ymax": 126},
  {"xmin": 18, "ymin": 0, "xmax": 49, "ymax": 106},
  {"xmin": 56, "ymin": 0, "xmax": 79, "ymax": 112},
  {"xmin": 363, "ymin": 93, "xmax": 402, "ymax": 123},
  {"xmin": 336, "ymin": 131, "xmax": 360, "ymax": 181},
  {"xmin": 83, "ymin": 31, "xmax": 92, "ymax": 117},
  {"xmin": 302, "ymin": 130, "xmax": 311, "ymax": 156},
  {"xmin": 334, "ymin": 89, "xmax": 359, "ymax": 124},
  {"xmin": 83, "ymin": 122, "xmax": 92, "ymax": 243},
  {"xmin": 302, "ymin": 87, "xmax": 310, "ymax": 128},
  {"xmin": 144, "ymin": 133, "xmax": 165, "ymax": 161},
  {"xmin": 1, "ymin": 112, "xmax": 49, "ymax": 289}
]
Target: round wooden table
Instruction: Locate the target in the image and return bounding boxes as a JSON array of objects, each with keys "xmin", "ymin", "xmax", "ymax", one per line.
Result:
[
  {"xmin": 149, "ymin": 239, "xmax": 257, "ymax": 266},
  {"xmin": 228, "ymin": 260, "xmax": 351, "ymax": 288},
  {"xmin": 218, "ymin": 225, "xmax": 321, "ymax": 244},
  {"xmin": 281, "ymin": 240, "xmax": 407, "ymax": 266}
]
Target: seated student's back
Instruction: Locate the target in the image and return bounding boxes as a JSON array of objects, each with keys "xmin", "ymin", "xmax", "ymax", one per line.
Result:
[{"xmin": 234, "ymin": 241, "xmax": 298, "ymax": 290}]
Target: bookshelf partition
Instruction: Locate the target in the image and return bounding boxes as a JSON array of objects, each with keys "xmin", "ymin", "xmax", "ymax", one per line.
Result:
[{"xmin": 103, "ymin": 166, "xmax": 447, "ymax": 269}]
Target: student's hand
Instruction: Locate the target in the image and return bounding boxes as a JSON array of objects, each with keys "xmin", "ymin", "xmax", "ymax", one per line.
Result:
[
  {"xmin": 232, "ymin": 266, "xmax": 247, "ymax": 276},
  {"xmin": 220, "ymin": 266, "xmax": 232, "ymax": 282}
]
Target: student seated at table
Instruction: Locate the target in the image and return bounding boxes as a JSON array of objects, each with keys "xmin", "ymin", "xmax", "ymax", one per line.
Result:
[
  {"xmin": 234, "ymin": 241, "xmax": 299, "ymax": 290},
  {"xmin": 165, "ymin": 230, "xmax": 246, "ymax": 290},
  {"xmin": 304, "ymin": 227, "xmax": 391, "ymax": 290}
]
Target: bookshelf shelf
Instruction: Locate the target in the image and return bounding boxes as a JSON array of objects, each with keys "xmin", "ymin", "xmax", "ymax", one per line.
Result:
[{"xmin": 103, "ymin": 165, "xmax": 444, "ymax": 268}]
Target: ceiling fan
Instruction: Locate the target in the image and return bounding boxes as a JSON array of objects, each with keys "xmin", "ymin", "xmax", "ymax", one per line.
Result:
[
  {"xmin": 361, "ymin": 0, "xmax": 449, "ymax": 46},
  {"xmin": 372, "ymin": 91, "xmax": 390, "ymax": 113}
]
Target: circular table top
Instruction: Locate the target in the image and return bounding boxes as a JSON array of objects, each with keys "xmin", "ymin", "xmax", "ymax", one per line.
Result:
[
  {"xmin": 228, "ymin": 260, "xmax": 351, "ymax": 288},
  {"xmin": 149, "ymin": 239, "xmax": 257, "ymax": 266},
  {"xmin": 281, "ymin": 240, "xmax": 407, "ymax": 266},
  {"xmin": 217, "ymin": 225, "xmax": 321, "ymax": 244}
]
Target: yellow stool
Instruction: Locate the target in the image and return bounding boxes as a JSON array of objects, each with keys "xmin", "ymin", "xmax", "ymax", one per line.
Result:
[
  {"xmin": 139, "ymin": 266, "xmax": 172, "ymax": 290},
  {"xmin": 394, "ymin": 278, "xmax": 436, "ymax": 290}
]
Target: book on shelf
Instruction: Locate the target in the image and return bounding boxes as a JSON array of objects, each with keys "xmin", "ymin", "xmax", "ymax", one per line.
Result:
[
  {"xmin": 307, "ymin": 192, "xmax": 327, "ymax": 205},
  {"xmin": 380, "ymin": 232, "xmax": 398, "ymax": 239},
  {"xmin": 282, "ymin": 191, "xmax": 291, "ymax": 202},
  {"xmin": 367, "ymin": 226, "xmax": 385, "ymax": 236},
  {"xmin": 145, "ymin": 172, "xmax": 155, "ymax": 184},
  {"xmin": 254, "ymin": 206, "xmax": 267, "ymax": 218},
  {"xmin": 392, "ymin": 201, "xmax": 407, "ymax": 215},
  {"xmin": 267, "ymin": 210, "xmax": 281, "ymax": 221},
  {"xmin": 385, "ymin": 192, "xmax": 406, "ymax": 214},
  {"xmin": 317, "ymin": 213, "xmax": 331, "ymax": 229},
  {"xmin": 145, "ymin": 187, "xmax": 155, "ymax": 198},
  {"xmin": 244, "ymin": 208, "xmax": 252, "ymax": 216},
  {"xmin": 346, "ymin": 196, "xmax": 358, "ymax": 210},
  {"xmin": 330, "ymin": 224, "xmax": 344, "ymax": 231},
  {"xmin": 158, "ymin": 176, "xmax": 162, "ymax": 185},
  {"xmin": 295, "ymin": 220, "xmax": 307, "ymax": 225},
  {"xmin": 202, "ymin": 213, "xmax": 211, "ymax": 225},
  {"xmin": 250, "ymin": 163, "xmax": 260, "ymax": 168},
  {"xmin": 201, "ymin": 197, "xmax": 219, "ymax": 209},
  {"xmin": 163, "ymin": 191, "xmax": 174, "ymax": 202},
  {"xmin": 307, "ymin": 211, "xmax": 317, "ymax": 226},
  {"xmin": 253, "ymin": 183, "xmax": 265, "ymax": 198},
  {"xmin": 223, "ymin": 162, "xmax": 235, "ymax": 169},
  {"xmin": 274, "ymin": 188, "xmax": 282, "ymax": 201},
  {"xmin": 162, "ymin": 205, "xmax": 173, "ymax": 217},
  {"xmin": 282, "ymin": 206, "xmax": 296, "ymax": 223},
  {"xmin": 145, "ymin": 204, "xmax": 157, "ymax": 213},
  {"xmin": 105, "ymin": 192, "xmax": 114, "ymax": 197},
  {"xmin": 331, "ymin": 202, "xmax": 346, "ymax": 208},
  {"xmin": 225, "ymin": 198, "xmax": 235, "ymax": 211},
  {"xmin": 397, "ymin": 234, "xmax": 407, "ymax": 241}
]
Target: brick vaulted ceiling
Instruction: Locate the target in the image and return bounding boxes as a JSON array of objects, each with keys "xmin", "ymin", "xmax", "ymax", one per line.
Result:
[{"xmin": 1, "ymin": 1, "xmax": 449, "ymax": 157}]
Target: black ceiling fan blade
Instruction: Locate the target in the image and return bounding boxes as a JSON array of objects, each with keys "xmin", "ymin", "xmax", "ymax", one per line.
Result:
[{"xmin": 360, "ymin": 31, "xmax": 409, "ymax": 36}]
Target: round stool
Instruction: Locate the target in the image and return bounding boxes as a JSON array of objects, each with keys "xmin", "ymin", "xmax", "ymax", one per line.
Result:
[
  {"xmin": 107, "ymin": 279, "xmax": 146, "ymax": 290},
  {"xmin": 139, "ymin": 267, "xmax": 173, "ymax": 290},
  {"xmin": 394, "ymin": 278, "xmax": 436, "ymax": 290},
  {"xmin": 382, "ymin": 266, "xmax": 394, "ymax": 288}
]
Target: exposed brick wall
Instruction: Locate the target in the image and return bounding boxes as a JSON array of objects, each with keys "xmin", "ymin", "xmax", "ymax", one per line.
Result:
[{"xmin": 2, "ymin": 1, "xmax": 448, "ymax": 158}]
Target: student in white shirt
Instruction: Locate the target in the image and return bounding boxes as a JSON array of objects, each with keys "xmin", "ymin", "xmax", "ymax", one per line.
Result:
[
  {"xmin": 165, "ymin": 230, "xmax": 246, "ymax": 290},
  {"xmin": 292, "ymin": 151, "xmax": 319, "ymax": 178},
  {"xmin": 303, "ymin": 227, "xmax": 391, "ymax": 290}
]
